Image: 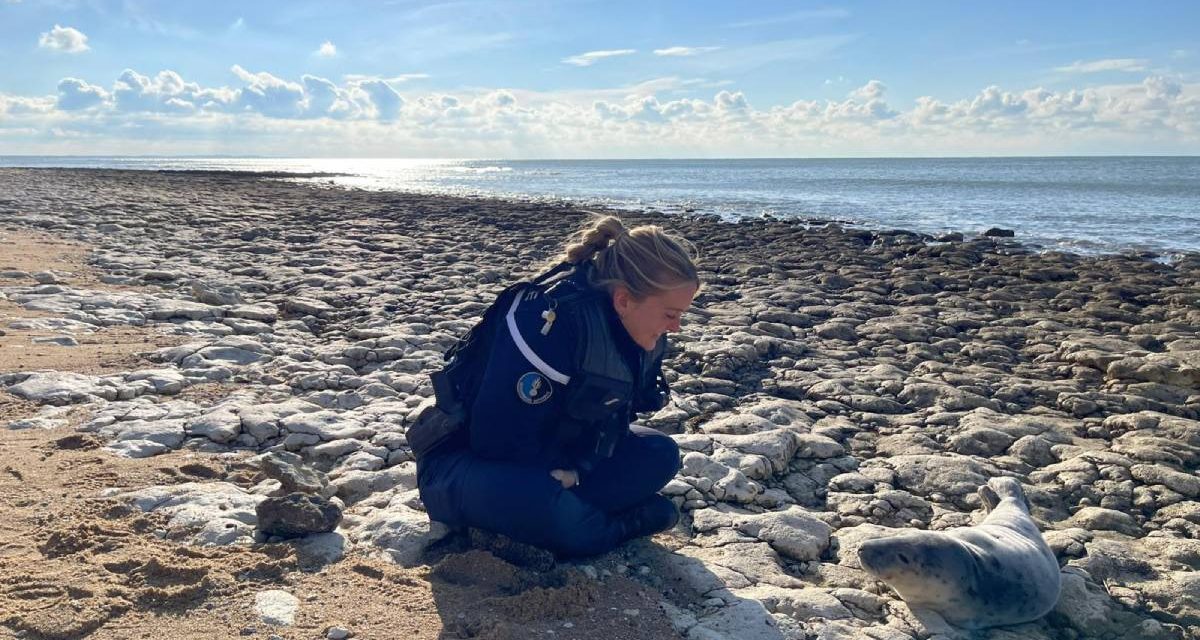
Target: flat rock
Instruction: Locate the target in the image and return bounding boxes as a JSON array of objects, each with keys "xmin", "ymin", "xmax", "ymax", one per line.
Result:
[{"xmin": 255, "ymin": 590, "xmax": 299, "ymax": 626}]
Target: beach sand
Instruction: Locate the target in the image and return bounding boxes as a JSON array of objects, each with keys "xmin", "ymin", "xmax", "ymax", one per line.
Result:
[{"xmin": 1, "ymin": 168, "xmax": 1199, "ymax": 640}]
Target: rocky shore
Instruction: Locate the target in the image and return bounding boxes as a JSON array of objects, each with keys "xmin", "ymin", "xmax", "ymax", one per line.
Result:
[{"xmin": 2, "ymin": 167, "xmax": 1199, "ymax": 640}]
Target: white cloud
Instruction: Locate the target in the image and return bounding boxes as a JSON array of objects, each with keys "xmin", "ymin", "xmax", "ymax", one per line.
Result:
[
  {"xmin": 56, "ymin": 78, "xmax": 109, "ymax": 110},
  {"xmin": 3, "ymin": 70, "xmax": 1198, "ymax": 156},
  {"xmin": 0, "ymin": 93, "xmax": 56, "ymax": 116},
  {"xmin": 850, "ymin": 80, "xmax": 886, "ymax": 101},
  {"xmin": 654, "ymin": 46, "xmax": 721, "ymax": 57},
  {"xmin": 230, "ymin": 17, "xmax": 245, "ymax": 31},
  {"xmin": 343, "ymin": 73, "xmax": 430, "ymax": 84},
  {"xmin": 316, "ymin": 41, "xmax": 337, "ymax": 57},
  {"xmin": 356, "ymin": 79, "xmax": 404, "ymax": 120},
  {"xmin": 562, "ymin": 49, "xmax": 636, "ymax": 67},
  {"xmin": 38, "ymin": 24, "xmax": 90, "ymax": 53},
  {"xmin": 1171, "ymin": 49, "xmax": 1193, "ymax": 59},
  {"xmin": 231, "ymin": 65, "xmax": 305, "ymax": 117},
  {"xmin": 1055, "ymin": 58, "xmax": 1149, "ymax": 73},
  {"xmin": 112, "ymin": 68, "xmax": 229, "ymax": 113},
  {"xmin": 302, "ymin": 75, "xmax": 360, "ymax": 119}
]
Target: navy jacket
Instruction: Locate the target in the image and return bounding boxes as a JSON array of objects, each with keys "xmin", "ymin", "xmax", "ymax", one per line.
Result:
[{"xmin": 466, "ymin": 283, "xmax": 663, "ymax": 476}]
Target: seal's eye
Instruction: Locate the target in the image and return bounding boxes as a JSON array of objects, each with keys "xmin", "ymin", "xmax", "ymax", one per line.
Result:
[{"xmin": 897, "ymin": 553, "xmax": 911, "ymax": 565}]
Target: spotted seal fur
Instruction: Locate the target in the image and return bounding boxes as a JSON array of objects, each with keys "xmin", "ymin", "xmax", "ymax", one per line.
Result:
[{"xmin": 857, "ymin": 476, "xmax": 1062, "ymax": 629}]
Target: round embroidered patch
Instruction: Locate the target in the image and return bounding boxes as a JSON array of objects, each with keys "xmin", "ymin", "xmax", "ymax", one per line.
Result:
[{"xmin": 516, "ymin": 371, "xmax": 553, "ymax": 405}]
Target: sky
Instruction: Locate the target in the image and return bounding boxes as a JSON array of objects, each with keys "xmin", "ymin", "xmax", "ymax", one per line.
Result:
[{"xmin": 0, "ymin": 0, "xmax": 1198, "ymax": 158}]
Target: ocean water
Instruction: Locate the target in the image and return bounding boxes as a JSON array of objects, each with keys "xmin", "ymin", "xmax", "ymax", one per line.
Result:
[{"xmin": 2, "ymin": 156, "xmax": 1197, "ymax": 256}]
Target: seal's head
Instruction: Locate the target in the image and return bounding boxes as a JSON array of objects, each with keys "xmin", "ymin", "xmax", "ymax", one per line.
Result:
[{"xmin": 858, "ymin": 533, "xmax": 972, "ymax": 606}]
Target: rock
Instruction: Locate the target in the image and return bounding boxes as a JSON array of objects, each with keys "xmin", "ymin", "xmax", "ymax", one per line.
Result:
[
  {"xmin": 345, "ymin": 491, "xmax": 450, "ymax": 566},
  {"xmin": 732, "ymin": 584, "xmax": 852, "ymax": 621},
  {"xmin": 31, "ymin": 335, "xmax": 78, "ymax": 346},
  {"xmin": 6, "ymin": 371, "xmax": 99, "ymax": 405},
  {"xmin": 330, "ymin": 464, "xmax": 416, "ymax": 505},
  {"xmin": 294, "ymin": 532, "xmax": 347, "ymax": 567},
  {"xmin": 1131, "ymin": 464, "xmax": 1200, "ymax": 498},
  {"xmin": 186, "ymin": 406, "xmax": 243, "ymax": 443},
  {"xmin": 192, "ymin": 281, "xmax": 244, "ymax": 306},
  {"xmin": 794, "ymin": 434, "xmax": 845, "ymax": 459},
  {"xmin": 680, "ymin": 452, "xmax": 760, "ymax": 503},
  {"xmin": 886, "ymin": 455, "xmax": 994, "ymax": 504},
  {"xmin": 125, "ymin": 369, "xmax": 188, "ymax": 395},
  {"xmin": 256, "ymin": 493, "xmax": 342, "ymax": 539},
  {"xmin": 258, "ymin": 451, "xmax": 333, "ymax": 497},
  {"xmin": 284, "ymin": 297, "xmax": 334, "ymax": 317},
  {"xmin": 983, "ymin": 227, "xmax": 1015, "ymax": 237},
  {"xmin": 255, "ymin": 590, "xmax": 299, "ymax": 626},
  {"xmin": 1009, "ymin": 435, "xmax": 1057, "ymax": 467},
  {"xmin": 1067, "ymin": 507, "xmax": 1143, "ymax": 537},
  {"xmin": 686, "ymin": 599, "xmax": 782, "ymax": 640},
  {"xmin": 700, "ymin": 413, "xmax": 779, "ymax": 435},
  {"xmin": 733, "ymin": 507, "xmax": 833, "ymax": 562},
  {"xmin": 112, "ymin": 482, "xmax": 263, "ymax": 545}
]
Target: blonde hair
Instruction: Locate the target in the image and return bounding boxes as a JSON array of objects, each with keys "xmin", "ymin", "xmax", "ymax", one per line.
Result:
[{"xmin": 560, "ymin": 213, "xmax": 699, "ymax": 298}]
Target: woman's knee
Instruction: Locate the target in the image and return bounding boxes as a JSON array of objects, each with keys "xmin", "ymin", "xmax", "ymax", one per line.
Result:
[{"xmin": 631, "ymin": 427, "xmax": 681, "ymax": 479}]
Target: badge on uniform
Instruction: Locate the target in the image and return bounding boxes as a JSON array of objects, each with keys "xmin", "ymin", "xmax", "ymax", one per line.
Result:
[{"xmin": 516, "ymin": 371, "xmax": 553, "ymax": 405}]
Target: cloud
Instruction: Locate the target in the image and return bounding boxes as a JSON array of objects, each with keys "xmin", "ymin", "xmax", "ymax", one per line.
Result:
[
  {"xmin": 230, "ymin": 17, "xmax": 245, "ymax": 31},
  {"xmin": 4, "ymin": 69, "xmax": 1198, "ymax": 157},
  {"xmin": 1055, "ymin": 58, "xmax": 1149, "ymax": 73},
  {"xmin": 38, "ymin": 25, "xmax": 90, "ymax": 53},
  {"xmin": 654, "ymin": 46, "xmax": 721, "ymax": 57},
  {"xmin": 301, "ymin": 75, "xmax": 356, "ymax": 118},
  {"xmin": 231, "ymin": 65, "xmax": 305, "ymax": 117},
  {"xmin": 315, "ymin": 41, "xmax": 337, "ymax": 57},
  {"xmin": 850, "ymin": 80, "xmax": 886, "ymax": 101},
  {"xmin": 728, "ymin": 8, "xmax": 850, "ymax": 29},
  {"xmin": 343, "ymin": 73, "xmax": 430, "ymax": 84},
  {"xmin": 56, "ymin": 78, "xmax": 109, "ymax": 110},
  {"xmin": 112, "ymin": 69, "xmax": 229, "ymax": 113},
  {"xmin": 0, "ymin": 93, "xmax": 56, "ymax": 116},
  {"xmin": 356, "ymin": 79, "xmax": 404, "ymax": 120},
  {"xmin": 562, "ymin": 49, "xmax": 636, "ymax": 67}
]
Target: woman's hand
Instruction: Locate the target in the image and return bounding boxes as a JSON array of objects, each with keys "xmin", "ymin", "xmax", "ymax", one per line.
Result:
[{"xmin": 550, "ymin": 469, "xmax": 579, "ymax": 489}]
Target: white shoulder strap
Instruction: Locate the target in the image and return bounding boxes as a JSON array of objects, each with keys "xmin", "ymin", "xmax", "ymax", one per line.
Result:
[{"xmin": 505, "ymin": 289, "xmax": 571, "ymax": 385}]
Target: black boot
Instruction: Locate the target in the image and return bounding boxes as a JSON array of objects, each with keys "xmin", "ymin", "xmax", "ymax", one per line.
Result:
[{"xmin": 616, "ymin": 494, "xmax": 680, "ymax": 543}]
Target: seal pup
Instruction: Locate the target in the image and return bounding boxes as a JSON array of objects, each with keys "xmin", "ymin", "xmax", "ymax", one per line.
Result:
[{"xmin": 857, "ymin": 477, "xmax": 1061, "ymax": 629}]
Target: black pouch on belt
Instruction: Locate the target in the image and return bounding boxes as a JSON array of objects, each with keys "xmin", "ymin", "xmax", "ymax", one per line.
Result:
[{"xmin": 408, "ymin": 403, "xmax": 464, "ymax": 461}]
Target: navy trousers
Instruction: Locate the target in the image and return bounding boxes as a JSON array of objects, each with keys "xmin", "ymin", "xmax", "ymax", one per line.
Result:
[{"xmin": 417, "ymin": 425, "xmax": 681, "ymax": 558}]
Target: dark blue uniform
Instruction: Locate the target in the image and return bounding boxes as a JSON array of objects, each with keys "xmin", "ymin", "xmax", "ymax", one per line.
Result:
[{"xmin": 416, "ymin": 284, "xmax": 681, "ymax": 557}]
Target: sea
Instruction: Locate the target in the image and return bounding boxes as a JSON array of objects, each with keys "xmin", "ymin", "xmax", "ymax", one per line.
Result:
[{"xmin": 2, "ymin": 156, "xmax": 1197, "ymax": 257}]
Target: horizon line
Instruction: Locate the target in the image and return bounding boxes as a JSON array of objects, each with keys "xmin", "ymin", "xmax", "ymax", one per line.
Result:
[{"xmin": 2, "ymin": 154, "xmax": 1199, "ymax": 161}]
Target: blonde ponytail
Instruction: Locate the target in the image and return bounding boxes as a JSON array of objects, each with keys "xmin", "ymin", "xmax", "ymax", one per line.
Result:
[{"xmin": 559, "ymin": 213, "xmax": 699, "ymax": 298}]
